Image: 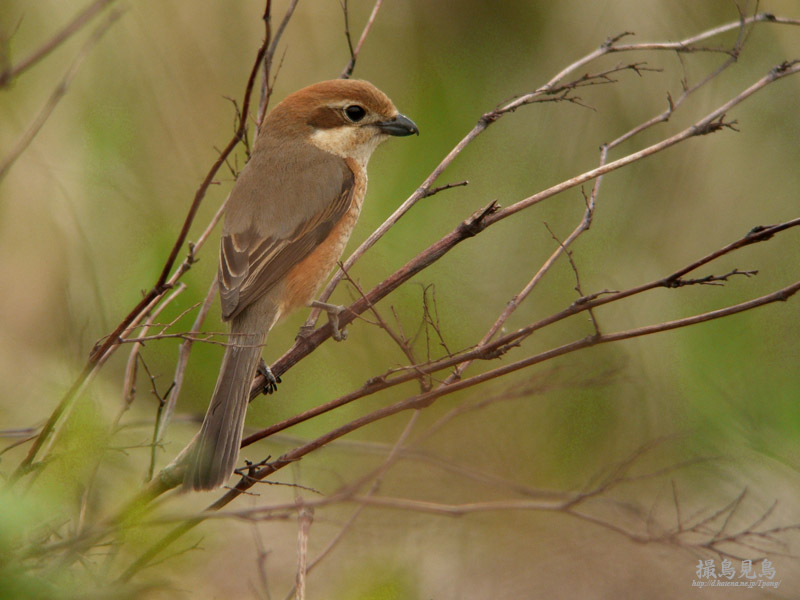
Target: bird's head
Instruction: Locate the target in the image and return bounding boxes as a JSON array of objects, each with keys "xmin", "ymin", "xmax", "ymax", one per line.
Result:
[{"xmin": 264, "ymin": 79, "xmax": 418, "ymax": 167}]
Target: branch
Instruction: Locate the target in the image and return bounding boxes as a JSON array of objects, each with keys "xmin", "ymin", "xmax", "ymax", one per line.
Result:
[
  {"xmin": 0, "ymin": 0, "xmax": 118, "ymax": 87},
  {"xmin": 0, "ymin": 9, "xmax": 124, "ymax": 182},
  {"xmin": 306, "ymin": 13, "xmax": 800, "ymax": 334},
  {"xmin": 5, "ymin": 3, "xmax": 273, "ymax": 486},
  {"xmin": 52, "ymin": 11, "xmax": 800, "ymax": 582},
  {"xmin": 339, "ymin": 0, "xmax": 384, "ymax": 79},
  {"xmin": 242, "ymin": 217, "xmax": 800, "ymax": 444},
  {"xmin": 255, "ymin": 61, "xmax": 800, "ymax": 394}
]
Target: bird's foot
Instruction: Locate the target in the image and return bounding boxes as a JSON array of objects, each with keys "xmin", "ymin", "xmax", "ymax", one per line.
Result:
[
  {"xmin": 311, "ymin": 300, "xmax": 349, "ymax": 341},
  {"xmin": 295, "ymin": 324, "xmax": 315, "ymax": 342},
  {"xmin": 257, "ymin": 359, "xmax": 281, "ymax": 394}
]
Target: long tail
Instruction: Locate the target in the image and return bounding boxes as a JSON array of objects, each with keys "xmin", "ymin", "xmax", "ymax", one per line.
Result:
[{"xmin": 183, "ymin": 316, "xmax": 267, "ymax": 491}]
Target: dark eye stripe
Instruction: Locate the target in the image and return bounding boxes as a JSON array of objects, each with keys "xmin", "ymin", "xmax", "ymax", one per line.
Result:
[{"xmin": 308, "ymin": 106, "xmax": 343, "ymax": 129}]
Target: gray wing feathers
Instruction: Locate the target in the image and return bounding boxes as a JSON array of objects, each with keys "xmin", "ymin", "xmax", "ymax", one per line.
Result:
[{"xmin": 218, "ymin": 138, "xmax": 355, "ymax": 321}]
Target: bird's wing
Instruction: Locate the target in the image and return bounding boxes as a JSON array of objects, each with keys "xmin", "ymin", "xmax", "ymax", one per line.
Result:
[{"xmin": 218, "ymin": 145, "xmax": 355, "ymax": 321}]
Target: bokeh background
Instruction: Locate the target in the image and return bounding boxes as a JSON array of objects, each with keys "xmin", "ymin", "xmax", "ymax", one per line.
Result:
[{"xmin": 1, "ymin": 1, "xmax": 799, "ymax": 598}]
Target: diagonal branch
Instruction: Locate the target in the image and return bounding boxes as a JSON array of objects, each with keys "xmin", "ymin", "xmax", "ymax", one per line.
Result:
[
  {"xmin": 307, "ymin": 13, "xmax": 800, "ymax": 333},
  {"xmin": 0, "ymin": 0, "xmax": 119, "ymax": 87},
  {"xmin": 254, "ymin": 62, "xmax": 800, "ymax": 395},
  {"xmin": 241, "ymin": 217, "xmax": 800, "ymax": 443},
  {"xmin": 0, "ymin": 9, "xmax": 123, "ymax": 182},
  {"xmin": 5, "ymin": 5, "xmax": 274, "ymax": 486},
  {"xmin": 339, "ymin": 0, "xmax": 384, "ymax": 79}
]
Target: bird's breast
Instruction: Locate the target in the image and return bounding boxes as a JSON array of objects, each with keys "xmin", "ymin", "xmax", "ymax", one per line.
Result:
[{"xmin": 281, "ymin": 159, "xmax": 367, "ymax": 315}]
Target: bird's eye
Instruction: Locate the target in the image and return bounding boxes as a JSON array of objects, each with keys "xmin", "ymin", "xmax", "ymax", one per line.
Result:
[{"xmin": 344, "ymin": 105, "xmax": 366, "ymax": 122}]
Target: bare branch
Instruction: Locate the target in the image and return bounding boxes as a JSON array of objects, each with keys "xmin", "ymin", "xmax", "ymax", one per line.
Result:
[
  {"xmin": 339, "ymin": 0, "xmax": 384, "ymax": 79},
  {"xmin": 0, "ymin": 9, "xmax": 124, "ymax": 183},
  {"xmin": 0, "ymin": 0, "xmax": 118, "ymax": 87},
  {"xmin": 294, "ymin": 507, "xmax": 313, "ymax": 600},
  {"xmin": 260, "ymin": 55, "xmax": 800, "ymax": 388},
  {"xmin": 5, "ymin": 2, "xmax": 274, "ymax": 486},
  {"xmin": 35, "ymin": 11, "xmax": 799, "ymax": 584}
]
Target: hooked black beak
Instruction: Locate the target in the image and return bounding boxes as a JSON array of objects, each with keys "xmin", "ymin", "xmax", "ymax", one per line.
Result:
[{"xmin": 377, "ymin": 113, "xmax": 419, "ymax": 136}]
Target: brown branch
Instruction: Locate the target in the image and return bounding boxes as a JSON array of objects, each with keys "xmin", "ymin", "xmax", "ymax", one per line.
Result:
[
  {"xmin": 240, "ymin": 216, "xmax": 800, "ymax": 445},
  {"xmin": 0, "ymin": 9, "xmax": 123, "ymax": 183},
  {"xmin": 307, "ymin": 12, "xmax": 800, "ymax": 333},
  {"xmin": 5, "ymin": 6, "xmax": 273, "ymax": 487},
  {"xmin": 609, "ymin": 13, "xmax": 800, "ymax": 54},
  {"xmin": 174, "ymin": 457, "xmax": 799, "ymax": 566},
  {"xmin": 236, "ymin": 281, "xmax": 800, "ymax": 499},
  {"xmin": 255, "ymin": 0, "xmax": 273, "ymax": 131},
  {"xmin": 0, "ymin": 0, "xmax": 118, "ymax": 87},
  {"xmin": 255, "ymin": 60, "xmax": 800, "ymax": 396},
  {"xmin": 258, "ymin": 0, "xmax": 300, "ymax": 129},
  {"xmin": 339, "ymin": 0, "xmax": 384, "ymax": 79},
  {"xmin": 125, "ymin": 252, "xmax": 799, "ymax": 576},
  {"xmin": 86, "ymin": 13, "xmax": 800, "ymax": 580}
]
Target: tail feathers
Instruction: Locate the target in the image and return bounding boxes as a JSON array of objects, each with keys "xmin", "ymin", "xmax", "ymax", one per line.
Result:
[{"xmin": 183, "ymin": 334, "xmax": 263, "ymax": 491}]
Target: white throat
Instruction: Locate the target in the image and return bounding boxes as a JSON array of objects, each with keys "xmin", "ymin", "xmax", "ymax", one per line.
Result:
[{"xmin": 309, "ymin": 126, "xmax": 387, "ymax": 170}]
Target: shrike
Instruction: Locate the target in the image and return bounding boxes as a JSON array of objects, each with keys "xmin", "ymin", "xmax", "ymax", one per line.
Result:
[{"xmin": 183, "ymin": 79, "xmax": 418, "ymax": 490}]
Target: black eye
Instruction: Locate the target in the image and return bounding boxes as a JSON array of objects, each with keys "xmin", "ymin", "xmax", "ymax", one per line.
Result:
[{"xmin": 344, "ymin": 105, "xmax": 366, "ymax": 122}]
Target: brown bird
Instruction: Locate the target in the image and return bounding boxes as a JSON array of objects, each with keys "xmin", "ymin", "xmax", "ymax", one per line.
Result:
[{"xmin": 183, "ymin": 79, "xmax": 418, "ymax": 490}]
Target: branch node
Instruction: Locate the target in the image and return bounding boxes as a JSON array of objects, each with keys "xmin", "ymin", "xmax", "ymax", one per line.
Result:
[
  {"xmin": 693, "ymin": 114, "xmax": 739, "ymax": 136},
  {"xmin": 186, "ymin": 241, "xmax": 198, "ymax": 265},
  {"xmin": 479, "ymin": 111, "xmax": 500, "ymax": 127},
  {"xmin": 602, "ymin": 31, "xmax": 635, "ymax": 49},
  {"xmin": 666, "ymin": 92, "xmax": 675, "ymax": 116},
  {"xmin": 458, "ymin": 201, "xmax": 499, "ymax": 238},
  {"xmin": 771, "ymin": 59, "xmax": 800, "ymax": 76},
  {"xmin": 572, "ymin": 289, "xmax": 618, "ymax": 306},
  {"xmin": 487, "ymin": 341, "xmax": 520, "ymax": 359},
  {"xmin": 665, "ymin": 269, "xmax": 758, "ymax": 288},
  {"xmin": 365, "ymin": 375, "xmax": 387, "ymax": 387},
  {"xmin": 421, "ymin": 180, "xmax": 469, "ymax": 199},
  {"xmin": 746, "ymin": 224, "xmax": 775, "ymax": 241}
]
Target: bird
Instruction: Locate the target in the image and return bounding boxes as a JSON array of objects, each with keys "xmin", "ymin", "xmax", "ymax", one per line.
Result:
[{"xmin": 182, "ymin": 79, "xmax": 418, "ymax": 490}]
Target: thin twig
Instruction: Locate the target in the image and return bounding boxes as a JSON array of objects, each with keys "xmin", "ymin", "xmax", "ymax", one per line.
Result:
[
  {"xmin": 0, "ymin": 9, "xmax": 124, "ymax": 182},
  {"xmin": 149, "ymin": 280, "xmax": 219, "ymax": 479},
  {"xmin": 295, "ymin": 507, "xmax": 312, "ymax": 600},
  {"xmin": 4, "ymin": 8, "xmax": 271, "ymax": 487},
  {"xmin": 0, "ymin": 0, "xmax": 118, "ymax": 86},
  {"xmin": 262, "ymin": 63, "xmax": 800, "ymax": 395},
  {"xmin": 307, "ymin": 13, "xmax": 800, "ymax": 334},
  {"xmin": 239, "ymin": 210, "xmax": 800, "ymax": 446},
  {"xmin": 120, "ymin": 284, "xmax": 187, "ymax": 419},
  {"xmin": 340, "ymin": 0, "xmax": 384, "ymax": 79}
]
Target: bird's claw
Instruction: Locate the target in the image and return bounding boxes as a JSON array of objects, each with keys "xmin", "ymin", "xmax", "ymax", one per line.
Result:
[{"xmin": 257, "ymin": 359, "xmax": 281, "ymax": 394}]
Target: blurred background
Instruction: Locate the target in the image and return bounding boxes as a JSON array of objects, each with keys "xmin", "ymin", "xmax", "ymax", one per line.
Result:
[{"xmin": 1, "ymin": 1, "xmax": 799, "ymax": 598}]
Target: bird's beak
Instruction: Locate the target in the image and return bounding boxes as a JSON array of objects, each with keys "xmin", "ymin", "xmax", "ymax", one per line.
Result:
[{"xmin": 377, "ymin": 113, "xmax": 419, "ymax": 136}]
